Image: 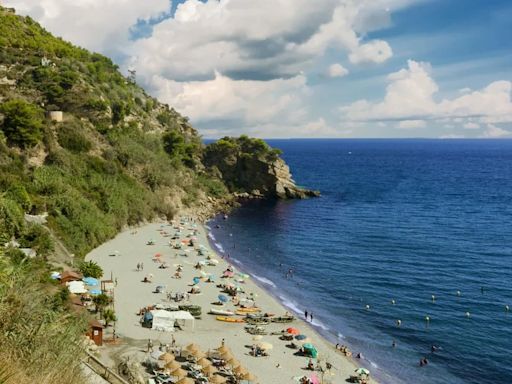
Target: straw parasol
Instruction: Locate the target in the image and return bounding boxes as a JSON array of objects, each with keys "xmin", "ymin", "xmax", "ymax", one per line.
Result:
[
  {"xmin": 256, "ymin": 341, "xmax": 273, "ymax": 350},
  {"xmin": 171, "ymin": 367, "xmax": 188, "ymax": 379},
  {"xmin": 226, "ymin": 358, "xmax": 240, "ymax": 368},
  {"xmin": 202, "ymin": 365, "xmax": 218, "ymax": 376},
  {"xmin": 217, "ymin": 345, "xmax": 231, "ymax": 354},
  {"xmin": 165, "ymin": 360, "xmax": 181, "ymax": 371},
  {"xmin": 159, "ymin": 352, "xmax": 175, "ymax": 362},
  {"xmin": 186, "ymin": 343, "xmax": 200, "ymax": 352},
  {"xmin": 234, "ymin": 366, "xmax": 248, "ymax": 376},
  {"xmin": 209, "ymin": 375, "xmax": 227, "ymax": 384},
  {"xmin": 252, "ymin": 335, "xmax": 263, "ymax": 341},
  {"xmin": 197, "ymin": 357, "xmax": 212, "ymax": 368},
  {"xmin": 242, "ymin": 372, "xmax": 257, "ymax": 382},
  {"xmin": 220, "ymin": 350, "xmax": 234, "ymax": 360},
  {"xmin": 176, "ymin": 378, "xmax": 194, "ymax": 384},
  {"xmin": 190, "ymin": 349, "xmax": 206, "ymax": 359}
]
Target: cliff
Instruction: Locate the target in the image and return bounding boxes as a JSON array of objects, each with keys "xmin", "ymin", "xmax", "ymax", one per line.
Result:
[{"xmin": 203, "ymin": 136, "xmax": 319, "ymax": 199}]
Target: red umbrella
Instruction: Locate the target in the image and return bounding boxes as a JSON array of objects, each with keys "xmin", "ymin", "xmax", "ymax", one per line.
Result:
[{"xmin": 286, "ymin": 327, "xmax": 300, "ymax": 335}]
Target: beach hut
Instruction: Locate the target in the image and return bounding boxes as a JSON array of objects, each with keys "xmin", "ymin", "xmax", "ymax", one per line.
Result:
[
  {"xmin": 60, "ymin": 271, "xmax": 82, "ymax": 284},
  {"xmin": 87, "ymin": 319, "xmax": 103, "ymax": 346},
  {"xmin": 151, "ymin": 310, "xmax": 175, "ymax": 332}
]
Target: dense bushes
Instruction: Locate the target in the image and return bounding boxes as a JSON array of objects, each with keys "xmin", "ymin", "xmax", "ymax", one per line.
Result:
[{"xmin": 0, "ymin": 99, "xmax": 44, "ymax": 148}]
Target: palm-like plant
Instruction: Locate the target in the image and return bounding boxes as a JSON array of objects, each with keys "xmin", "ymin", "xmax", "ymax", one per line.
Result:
[{"xmin": 102, "ymin": 308, "xmax": 117, "ymax": 327}]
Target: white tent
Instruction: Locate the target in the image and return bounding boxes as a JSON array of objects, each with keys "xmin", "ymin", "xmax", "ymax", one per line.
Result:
[
  {"xmin": 151, "ymin": 310, "xmax": 195, "ymax": 332},
  {"xmin": 67, "ymin": 280, "xmax": 87, "ymax": 294}
]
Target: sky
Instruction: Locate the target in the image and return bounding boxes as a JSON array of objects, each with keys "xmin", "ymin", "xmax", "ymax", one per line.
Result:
[{"xmin": 5, "ymin": 0, "xmax": 512, "ymax": 138}]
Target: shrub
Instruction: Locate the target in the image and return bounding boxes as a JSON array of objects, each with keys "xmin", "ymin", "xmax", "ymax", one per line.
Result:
[
  {"xmin": 0, "ymin": 99, "xmax": 43, "ymax": 148},
  {"xmin": 57, "ymin": 122, "xmax": 92, "ymax": 153},
  {"xmin": 79, "ymin": 260, "xmax": 103, "ymax": 278}
]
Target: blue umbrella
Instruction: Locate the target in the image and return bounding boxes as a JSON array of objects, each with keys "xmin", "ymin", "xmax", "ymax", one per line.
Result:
[
  {"xmin": 218, "ymin": 294, "xmax": 228, "ymax": 303},
  {"xmin": 193, "ymin": 277, "xmax": 201, "ymax": 285},
  {"xmin": 296, "ymin": 334, "xmax": 308, "ymax": 340},
  {"xmin": 83, "ymin": 277, "xmax": 99, "ymax": 286},
  {"xmin": 89, "ymin": 289, "xmax": 102, "ymax": 295}
]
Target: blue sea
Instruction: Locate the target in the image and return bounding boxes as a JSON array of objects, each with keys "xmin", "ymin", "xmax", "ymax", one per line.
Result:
[{"xmin": 207, "ymin": 139, "xmax": 512, "ymax": 384}]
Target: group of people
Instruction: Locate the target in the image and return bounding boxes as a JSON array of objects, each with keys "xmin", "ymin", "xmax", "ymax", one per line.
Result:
[
  {"xmin": 136, "ymin": 262, "xmax": 144, "ymax": 271},
  {"xmin": 304, "ymin": 310, "xmax": 314, "ymax": 322},
  {"xmin": 335, "ymin": 344, "xmax": 353, "ymax": 357}
]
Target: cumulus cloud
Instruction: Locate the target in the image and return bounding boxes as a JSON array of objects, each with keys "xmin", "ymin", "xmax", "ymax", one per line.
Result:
[
  {"xmin": 463, "ymin": 122, "xmax": 480, "ymax": 129},
  {"xmin": 341, "ymin": 60, "xmax": 512, "ymax": 126},
  {"xmin": 398, "ymin": 119, "xmax": 426, "ymax": 129},
  {"xmin": 481, "ymin": 124, "xmax": 512, "ymax": 138},
  {"xmin": 4, "ymin": 0, "xmax": 170, "ymax": 54},
  {"xmin": 328, "ymin": 63, "xmax": 349, "ymax": 78}
]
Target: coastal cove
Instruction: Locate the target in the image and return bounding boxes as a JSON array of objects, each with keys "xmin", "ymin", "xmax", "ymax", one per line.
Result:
[{"xmin": 207, "ymin": 139, "xmax": 512, "ymax": 384}]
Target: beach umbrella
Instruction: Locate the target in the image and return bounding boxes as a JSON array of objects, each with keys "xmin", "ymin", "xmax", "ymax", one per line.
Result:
[
  {"xmin": 197, "ymin": 358, "xmax": 212, "ymax": 368},
  {"xmin": 217, "ymin": 345, "xmax": 231, "ymax": 354},
  {"xmin": 176, "ymin": 378, "xmax": 194, "ymax": 384},
  {"xmin": 309, "ymin": 374, "xmax": 320, "ymax": 384},
  {"xmin": 295, "ymin": 334, "xmax": 308, "ymax": 340},
  {"xmin": 165, "ymin": 360, "xmax": 181, "ymax": 370},
  {"xmin": 159, "ymin": 352, "xmax": 175, "ymax": 362},
  {"xmin": 193, "ymin": 277, "xmax": 201, "ymax": 285},
  {"xmin": 191, "ymin": 349, "xmax": 206, "ymax": 359},
  {"xmin": 252, "ymin": 335, "xmax": 263, "ymax": 341},
  {"xmin": 155, "ymin": 253, "xmax": 162, "ymax": 257},
  {"xmin": 171, "ymin": 367, "xmax": 188, "ymax": 379},
  {"xmin": 234, "ymin": 366, "xmax": 248, "ymax": 376},
  {"xmin": 202, "ymin": 365, "xmax": 218, "ymax": 376},
  {"xmin": 226, "ymin": 358, "xmax": 240, "ymax": 368},
  {"xmin": 83, "ymin": 277, "xmax": 99, "ymax": 286},
  {"xmin": 218, "ymin": 294, "xmax": 228, "ymax": 303},
  {"xmin": 186, "ymin": 343, "xmax": 200, "ymax": 352},
  {"xmin": 89, "ymin": 289, "xmax": 102, "ymax": 295},
  {"xmin": 257, "ymin": 342, "xmax": 273, "ymax": 350},
  {"xmin": 286, "ymin": 327, "xmax": 300, "ymax": 335},
  {"xmin": 220, "ymin": 351, "xmax": 234, "ymax": 361},
  {"xmin": 209, "ymin": 375, "xmax": 227, "ymax": 384},
  {"xmin": 241, "ymin": 372, "xmax": 257, "ymax": 382},
  {"xmin": 355, "ymin": 368, "xmax": 370, "ymax": 376}
]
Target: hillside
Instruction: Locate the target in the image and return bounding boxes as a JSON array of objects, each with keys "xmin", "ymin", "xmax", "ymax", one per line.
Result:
[{"xmin": 0, "ymin": 7, "xmax": 317, "ymax": 383}]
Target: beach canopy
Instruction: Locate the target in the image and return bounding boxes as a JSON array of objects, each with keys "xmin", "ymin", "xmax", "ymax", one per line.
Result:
[
  {"xmin": 67, "ymin": 281, "xmax": 87, "ymax": 294},
  {"xmin": 83, "ymin": 277, "xmax": 99, "ymax": 286},
  {"xmin": 286, "ymin": 327, "xmax": 300, "ymax": 335},
  {"xmin": 159, "ymin": 352, "xmax": 175, "ymax": 362},
  {"xmin": 241, "ymin": 372, "xmax": 257, "ymax": 382},
  {"xmin": 252, "ymin": 335, "xmax": 263, "ymax": 341},
  {"xmin": 220, "ymin": 351, "xmax": 234, "ymax": 360},
  {"xmin": 171, "ymin": 367, "xmax": 188, "ymax": 379},
  {"xmin": 165, "ymin": 360, "xmax": 181, "ymax": 370},
  {"xmin": 226, "ymin": 358, "xmax": 240, "ymax": 368},
  {"xmin": 234, "ymin": 366, "xmax": 248, "ymax": 376},
  {"xmin": 151, "ymin": 310, "xmax": 195, "ymax": 332},
  {"xmin": 89, "ymin": 289, "xmax": 102, "ymax": 295},
  {"xmin": 218, "ymin": 294, "xmax": 228, "ymax": 303},
  {"xmin": 295, "ymin": 334, "xmax": 307, "ymax": 340},
  {"xmin": 202, "ymin": 365, "xmax": 217, "ymax": 376},
  {"xmin": 186, "ymin": 343, "xmax": 200, "ymax": 352},
  {"xmin": 190, "ymin": 349, "xmax": 205, "ymax": 359},
  {"xmin": 303, "ymin": 343, "xmax": 318, "ymax": 358},
  {"xmin": 208, "ymin": 375, "xmax": 227, "ymax": 384},
  {"xmin": 309, "ymin": 374, "xmax": 320, "ymax": 384},
  {"xmin": 257, "ymin": 342, "xmax": 273, "ymax": 350},
  {"xmin": 355, "ymin": 368, "xmax": 370, "ymax": 376},
  {"xmin": 217, "ymin": 345, "xmax": 231, "ymax": 354},
  {"xmin": 176, "ymin": 378, "xmax": 194, "ymax": 384},
  {"xmin": 197, "ymin": 358, "xmax": 212, "ymax": 368},
  {"xmin": 193, "ymin": 277, "xmax": 201, "ymax": 285}
]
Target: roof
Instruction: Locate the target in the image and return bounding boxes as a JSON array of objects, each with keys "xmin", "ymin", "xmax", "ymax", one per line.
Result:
[
  {"xmin": 61, "ymin": 271, "xmax": 82, "ymax": 280},
  {"xmin": 89, "ymin": 319, "xmax": 104, "ymax": 329}
]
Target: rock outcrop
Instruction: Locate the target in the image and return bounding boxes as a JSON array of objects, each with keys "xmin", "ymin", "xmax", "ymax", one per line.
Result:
[{"xmin": 204, "ymin": 136, "xmax": 320, "ymax": 200}]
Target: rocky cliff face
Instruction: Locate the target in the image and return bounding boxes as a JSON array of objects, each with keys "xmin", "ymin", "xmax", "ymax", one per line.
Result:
[{"xmin": 204, "ymin": 136, "xmax": 320, "ymax": 199}]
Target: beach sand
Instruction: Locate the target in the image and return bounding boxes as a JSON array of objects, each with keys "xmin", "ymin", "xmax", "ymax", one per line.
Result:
[{"xmin": 87, "ymin": 217, "xmax": 372, "ymax": 384}]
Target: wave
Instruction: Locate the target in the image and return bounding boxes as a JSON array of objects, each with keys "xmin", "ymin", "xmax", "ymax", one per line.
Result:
[
  {"xmin": 208, "ymin": 232, "xmax": 216, "ymax": 241},
  {"xmin": 252, "ymin": 274, "xmax": 277, "ymax": 288},
  {"xmin": 278, "ymin": 294, "xmax": 303, "ymax": 314},
  {"xmin": 214, "ymin": 242, "xmax": 225, "ymax": 253}
]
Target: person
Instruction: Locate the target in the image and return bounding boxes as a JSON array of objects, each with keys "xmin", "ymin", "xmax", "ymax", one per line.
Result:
[
  {"xmin": 221, "ymin": 338, "xmax": 225, "ymax": 347},
  {"xmin": 420, "ymin": 357, "xmax": 428, "ymax": 366},
  {"xmin": 310, "ymin": 313, "xmax": 313, "ymax": 322},
  {"xmin": 115, "ymin": 277, "xmax": 118, "ymax": 286},
  {"xmin": 326, "ymin": 362, "xmax": 332, "ymax": 370},
  {"xmin": 305, "ymin": 310, "xmax": 308, "ymax": 320},
  {"xmin": 141, "ymin": 262, "xmax": 144, "ymax": 271},
  {"xmin": 307, "ymin": 359, "xmax": 314, "ymax": 370},
  {"xmin": 335, "ymin": 343, "xmax": 339, "ymax": 350},
  {"xmin": 392, "ymin": 340, "xmax": 396, "ymax": 348},
  {"xmin": 431, "ymin": 345, "xmax": 438, "ymax": 353},
  {"xmin": 137, "ymin": 263, "xmax": 140, "ymax": 271},
  {"xmin": 147, "ymin": 339, "xmax": 153, "ymax": 352},
  {"xmin": 171, "ymin": 335, "xmax": 176, "ymax": 347},
  {"xmin": 356, "ymin": 353, "xmax": 362, "ymax": 359}
]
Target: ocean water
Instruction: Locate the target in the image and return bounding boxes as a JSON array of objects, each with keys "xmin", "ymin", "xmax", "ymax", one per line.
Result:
[{"xmin": 207, "ymin": 139, "xmax": 512, "ymax": 384}]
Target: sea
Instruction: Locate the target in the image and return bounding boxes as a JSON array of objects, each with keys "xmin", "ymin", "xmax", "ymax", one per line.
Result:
[{"xmin": 206, "ymin": 139, "xmax": 512, "ymax": 384}]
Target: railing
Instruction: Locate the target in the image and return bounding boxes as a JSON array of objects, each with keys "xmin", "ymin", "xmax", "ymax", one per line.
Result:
[{"xmin": 84, "ymin": 352, "xmax": 130, "ymax": 384}]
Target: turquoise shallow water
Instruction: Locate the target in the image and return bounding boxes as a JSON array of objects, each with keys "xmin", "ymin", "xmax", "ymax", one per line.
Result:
[{"xmin": 207, "ymin": 139, "xmax": 512, "ymax": 384}]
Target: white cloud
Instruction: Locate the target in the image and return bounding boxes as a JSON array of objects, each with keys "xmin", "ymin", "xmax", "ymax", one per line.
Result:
[
  {"xmin": 398, "ymin": 119, "xmax": 426, "ymax": 129},
  {"xmin": 341, "ymin": 60, "xmax": 512, "ymax": 126},
  {"xmin": 328, "ymin": 63, "xmax": 349, "ymax": 78},
  {"xmin": 463, "ymin": 122, "xmax": 480, "ymax": 129},
  {"xmin": 4, "ymin": 0, "xmax": 170, "ymax": 53},
  {"xmin": 348, "ymin": 39, "xmax": 393, "ymax": 64},
  {"xmin": 481, "ymin": 124, "xmax": 512, "ymax": 138}
]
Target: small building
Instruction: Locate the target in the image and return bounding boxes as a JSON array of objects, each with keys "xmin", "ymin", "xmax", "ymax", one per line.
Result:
[
  {"xmin": 88, "ymin": 319, "xmax": 104, "ymax": 346},
  {"xmin": 48, "ymin": 111, "xmax": 63, "ymax": 122},
  {"xmin": 60, "ymin": 270, "xmax": 82, "ymax": 284}
]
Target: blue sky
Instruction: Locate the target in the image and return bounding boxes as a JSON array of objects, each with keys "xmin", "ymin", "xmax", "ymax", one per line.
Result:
[{"xmin": 6, "ymin": 0, "xmax": 512, "ymax": 138}]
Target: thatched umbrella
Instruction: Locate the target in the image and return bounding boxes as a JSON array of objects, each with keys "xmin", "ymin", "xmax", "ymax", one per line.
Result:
[
  {"xmin": 171, "ymin": 367, "xmax": 188, "ymax": 379},
  {"xmin": 186, "ymin": 343, "xmax": 200, "ymax": 352},
  {"xmin": 226, "ymin": 358, "xmax": 240, "ymax": 368},
  {"xmin": 209, "ymin": 375, "xmax": 227, "ymax": 384},
  {"xmin": 234, "ymin": 366, "xmax": 248, "ymax": 376},
  {"xmin": 217, "ymin": 345, "xmax": 230, "ymax": 354},
  {"xmin": 190, "ymin": 349, "xmax": 206, "ymax": 359},
  {"xmin": 241, "ymin": 372, "xmax": 257, "ymax": 382},
  {"xmin": 197, "ymin": 357, "xmax": 212, "ymax": 368},
  {"xmin": 159, "ymin": 352, "xmax": 175, "ymax": 362},
  {"xmin": 176, "ymin": 378, "xmax": 194, "ymax": 384},
  {"xmin": 165, "ymin": 360, "xmax": 181, "ymax": 371},
  {"xmin": 202, "ymin": 364, "xmax": 218, "ymax": 377},
  {"xmin": 220, "ymin": 350, "xmax": 234, "ymax": 360}
]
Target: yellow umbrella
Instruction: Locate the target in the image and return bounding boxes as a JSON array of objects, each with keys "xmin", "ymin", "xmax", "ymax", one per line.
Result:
[
  {"xmin": 202, "ymin": 365, "xmax": 218, "ymax": 376},
  {"xmin": 159, "ymin": 352, "xmax": 175, "ymax": 362},
  {"xmin": 242, "ymin": 372, "xmax": 257, "ymax": 382},
  {"xmin": 197, "ymin": 357, "xmax": 212, "ymax": 368},
  {"xmin": 171, "ymin": 367, "xmax": 188, "ymax": 379},
  {"xmin": 176, "ymin": 378, "xmax": 194, "ymax": 384},
  {"xmin": 220, "ymin": 351, "xmax": 234, "ymax": 360},
  {"xmin": 226, "ymin": 358, "xmax": 240, "ymax": 368},
  {"xmin": 191, "ymin": 349, "xmax": 206, "ymax": 359},
  {"xmin": 165, "ymin": 360, "xmax": 181, "ymax": 370},
  {"xmin": 217, "ymin": 345, "xmax": 230, "ymax": 354},
  {"xmin": 209, "ymin": 375, "xmax": 227, "ymax": 384}
]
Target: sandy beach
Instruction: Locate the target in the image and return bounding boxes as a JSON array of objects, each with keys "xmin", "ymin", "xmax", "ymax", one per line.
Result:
[{"xmin": 87, "ymin": 216, "xmax": 373, "ymax": 384}]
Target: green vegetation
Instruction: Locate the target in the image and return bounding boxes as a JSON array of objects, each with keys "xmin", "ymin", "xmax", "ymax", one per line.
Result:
[
  {"xmin": 79, "ymin": 260, "xmax": 103, "ymax": 278},
  {"xmin": 0, "ymin": 99, "xmax": 44, "ymax": 148}
]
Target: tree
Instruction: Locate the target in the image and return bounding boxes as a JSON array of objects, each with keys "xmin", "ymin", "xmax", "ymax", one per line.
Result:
[
  {"xmin": 79, "ymin": 260, "xmax": 103, "ymax": 278},
  {"xmin": 0, "ymin": 99, "xmax": 43, "ymax": 148},
  {"xmin": 102, "ymin": 308, "xmax": 117, "ymax": 327},
  {"xmin": 92, "ymin": 293, "xmax": 111, "ymax": 314}
]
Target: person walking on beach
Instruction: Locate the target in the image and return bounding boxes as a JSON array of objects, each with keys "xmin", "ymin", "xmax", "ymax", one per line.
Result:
[
  {"xmin": 310, "ymin": 313, "xmax": 313, "ymax": 322},
  {"xmin": 147, "ymin": 339, "xmax": 153, "ymax": 352},
  {"xmin": 141, "ymin": 262, "xmax": 144, "ymax": 271},
  {"xmin": 137, "ymin": 263, "xmax": 140, "ymax": 271},
  {"xmin": 305, "ymin": 310, "xmax": 308, "ymax": 320}
]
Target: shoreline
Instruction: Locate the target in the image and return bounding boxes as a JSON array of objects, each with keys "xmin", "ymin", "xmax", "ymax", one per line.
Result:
[{"xmin": 87, "ymin": 214, "xmax": 378, "ymax": 384}]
